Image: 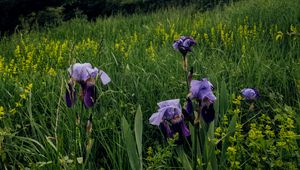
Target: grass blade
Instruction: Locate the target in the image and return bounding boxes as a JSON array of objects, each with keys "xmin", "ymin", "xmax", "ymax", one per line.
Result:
[
  {"xmin": 134, "ymin": 105, "xmax": 143, "ymax": 169},
  {"xmin": 121, "ymin": 116, "xmax": 140, "ymax": 170}
]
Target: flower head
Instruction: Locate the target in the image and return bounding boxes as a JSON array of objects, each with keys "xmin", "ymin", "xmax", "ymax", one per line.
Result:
[
  {"xmin": 241, "ymin": 88, "xmax": 259, "ymax": 101},
  {"xmin": 189, "ymin": 78, "xmax": 216, "ymax": 124},
  {"xmin": 190, "ymin": 78, "xmax": 216, "ymax": 103},
  {"xmin": 65, "ymin": 63, "xmax": 111, "ymax": 108},
  {"xmin": 173, "ymin": 36, "xmax": 196, "ymax": 56},
  {"xmin": 149, "ymin": 99, "xmax": 190, "ymax": 143},
  {"xmin": 149, "ymin": 99, "xmax": 182, "ymax": 126},
  {"xmin": 68, "ymin": 63, "xmax": 111, "ymax": 85}
]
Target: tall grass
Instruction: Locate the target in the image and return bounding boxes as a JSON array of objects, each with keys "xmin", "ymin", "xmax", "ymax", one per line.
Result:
[{"xmin": 0, "ymin": 0, "xmax": 299, "ymax": 169}]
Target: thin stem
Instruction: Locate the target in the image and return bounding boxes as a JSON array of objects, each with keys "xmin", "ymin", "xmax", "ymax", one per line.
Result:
[{"xmin": 193, "ymin": 124, "xmax": 199, "ymax": 169}]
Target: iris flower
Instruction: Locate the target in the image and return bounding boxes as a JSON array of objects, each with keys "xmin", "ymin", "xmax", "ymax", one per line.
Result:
[
  {"xmin": 173, "ymin": 36, "xmax": 196, "ymax": 71},
  {"xmin": 188, "ymin": 78, "xmax": 216, "ymax": 124},
  {"xmin": 149, "ymin": 99, "xmax": 190, "ymax": 143},
  {"xmin": 173, "ymin": 36, "xmax": 197, "ymax": 56},
  {"xmin": 65, "ymin": 63, "xmax": 111, "ymax": 108},
  {"xmin": 241, "ymin": 88, "xmax": 259, "ymax": 101}
]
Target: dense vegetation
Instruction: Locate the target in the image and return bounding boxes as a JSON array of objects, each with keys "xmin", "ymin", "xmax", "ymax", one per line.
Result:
[
  {"xmin": 0, "ymin": 0, "xmax": 233, "ymax": 34},
  {"xmin": 0, "ymin": 0, "xmax": 299, "ymax": 169}
]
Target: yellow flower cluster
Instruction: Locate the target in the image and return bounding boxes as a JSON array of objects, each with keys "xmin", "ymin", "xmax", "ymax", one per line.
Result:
[
  {"xmin": 74, "ymin": 38, "xmax": 99, "ymax": 57},
  {"xmin": 0, "ymin": 82, "xmax": 31, "ymax": 119},
  {"xmin": 115, "ymin": 39, "xmax": 128, "ymax": 59},
  {"xmin": 19, "ymin": 83, "xmax": 33, "ymax": 100},
  {"xmin": 114, "ymin": 31, "xmax": 143, "ymax": 60},
  {"xmin": 0, "ymin": 38, "xmax": 101, "ymax": 81},
  {"xmin": 146, "ymin": 41, "xmax": 156, "ymax": 61},
  {"xmin": 232, "ymin": 95, "xmax": 242, "ymax": 105},
  {"xmin": 0, "ymin": 106, "xmax": 4, "ymax": 119}
]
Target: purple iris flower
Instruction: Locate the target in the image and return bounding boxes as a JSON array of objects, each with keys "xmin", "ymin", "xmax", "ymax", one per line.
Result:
[
  {"xmin": 190, "ymin": 78, "xmax": 216, "ymax": 103},
  {"xmin": 241, "ymin": 88, "xmax": 259, "ymax": 101},
  {"xmin": 149, "ymin": 99, "xmax": 190, "ymax": 143},
  {"xmin": 65, "ymin": 63, "xmax": 111, "ymax": 108},
  {"xmin": 173, "ymin": 36, "xmax": 197, "ymax": 56},
  {"xmin": 189, "ymin": 78, "xmax": 216, "ymax": 124}
]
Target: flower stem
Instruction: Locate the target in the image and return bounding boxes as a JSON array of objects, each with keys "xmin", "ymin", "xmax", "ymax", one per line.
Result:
[{"xmin": 193, "ymin": 124, "xmax": 199, "ymax": 169}]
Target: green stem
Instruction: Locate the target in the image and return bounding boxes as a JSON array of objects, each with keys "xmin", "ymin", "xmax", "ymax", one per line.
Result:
[{"xmin": 193, "ymin": 124, "xmax": 199, "ymax": 169}]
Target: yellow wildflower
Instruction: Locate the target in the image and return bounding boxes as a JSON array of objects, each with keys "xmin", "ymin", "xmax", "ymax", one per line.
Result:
[
  {"xmin": 232, "ymin": 95, "xmax": 242, "ymax": 105},
  {"xmin": 215, "ymin": 127, "xmax": 222, "ymax": 137},
  {"xmin": 48, "ymin": 67, "xmax": 57, "ymax": 76},
  {"xmin": 290, "ymin": 24, "xmax": 297, "ymax": 33},
  {"xmin": 15, "ymin": 102, "xmax": 22, "ymax": 107},
  {"xmin": 9, "ymin": 109, "xmax": 16, "ymax": 115},
  {"xmin": 227, "ymin": 146, "xmax": 237, "ymax": 154},
  {"xmin": 24, "ymin": 83, "xmax": 33, "ymax": 93},
  {"xmin": 20, "ymin": 94, "xmax": 27, "ymax": 99},
  {"xmin": 0, "ymin": 106, "xmax": 5, "ymax": 118},
  {"xmin": 203, "ymin": 33, "xmax": 209, "ymax": 40},
  {"xmin": 14, "ymin": 45, "xmax": 22, "ymax": 58},
  {"xmin": 0, "ymin": 56, "xmax": 4, "ymax": 73},
  {"xmin": 276, "ymin": 31, "xmax": 284, "ymax": 41}
]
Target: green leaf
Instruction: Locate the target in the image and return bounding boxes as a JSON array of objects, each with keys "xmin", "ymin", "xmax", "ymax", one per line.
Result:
[
  {"xmin": 207, "ymin": 122, "xmax": 218, "ymax": 170},
  {"xmin": 45, "ymin": 136, "xmax": 57, "ymax": 152},
  {"xmin": 176, "ymin": 147, "xmax": 192, "ymax": 170},
  {"xmin": 134, "ymin": 105, "xmax": 143, "ymax": 169},
  {"xmin": 121, "ymin": 116, "xmax": 140, "ymax": 170},
  {"xmin": 206, "ymin": 162, "xmax": 213, "ymax": 170}
]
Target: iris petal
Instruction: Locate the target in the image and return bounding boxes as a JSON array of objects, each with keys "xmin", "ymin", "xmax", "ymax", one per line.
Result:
[
  {"xmin": 99, "ymin": 70, "xmax": 111, "ymax": 85},
  {"xmin": 241, "ymin": 88, "xmax": 259, "ymax": 100},
  {"xmin": 149, "ymin": 99, "xmax": 182, "ymax": 125},
  {"xmin": 68, "ymin": 63, "xmax": 100, "ymax": 81},
  {"xmin": 190, "ymin": 78, "xmax": 216, "ymax": 102},
  {"xmin": 65, "ymin": 81, "xmax": 76, "ymax": 107},
  {"xmin": 159, "ymin": 121, "xmax": 172, "ymax": 138},
  {"xmin": 180, "ymin": 121, "xmax": 191, "ymax": 137},
  {"xmin": 186, "ymin": 97, "xmax": 193, "ymax": 115},
  {"xmin": 173, "ymin": 36, "xmax": 196, "ymax": 56},
  {"xmin": 84, "ymin": 83, "xmax": 96, "ymax": 108},
  {"xmin": 201, "ymin": 103, "xmax": 215, "ymax": 124}
]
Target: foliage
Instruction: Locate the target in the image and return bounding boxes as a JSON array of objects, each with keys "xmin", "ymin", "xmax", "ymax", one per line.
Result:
[{"xmin": 0, "ymin": 0, "xmax": 299, "ymax": 169}]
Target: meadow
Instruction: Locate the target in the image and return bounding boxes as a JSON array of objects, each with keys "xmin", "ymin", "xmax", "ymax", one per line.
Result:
[{"xmin": 0, "ymin": 0, "xmax": 299, "ymax": 169}]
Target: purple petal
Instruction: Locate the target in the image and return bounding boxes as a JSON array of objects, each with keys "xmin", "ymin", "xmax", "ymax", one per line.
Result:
[
  {"xmin": 84, "ymin": 83, "xmax": 96, "ymax": 108},
  {"xmin": 157, "ymin": 99, "xmax": 181, "ymax": 109},
  {"xmin": 182, "ymin": 37, "xmax": 196, "ymax": 48},
  {"xmin": 180, "ymin": 122, "xmax": 191, "ymax": 137},
  {"xmin": 190, "ymin": 78, "xmax": 216, "ymax": 102},
  {"xmin": 99, "ymin": 70, "xmax": 111, "ymax": 85},
  {"xmin": 171, "ymin": 120, "xmax": 190, "ymax": 138},
  {"xmin": 201, "ymin": 103, "xmax": 215, "ymax": 123},
  {"xmin": 159, "ymin": 121, "xmax": 172, "ymax": 138},
  {"xmin": 68, "ymin": 63, "xmax": 99, "ymax": 81},
  {"xmin": 163, "ymin": 107, "xmax": 182, "ymax": 120},
  {"xmin": 149, "ymin": 111, "xmax": 165, "ymax": 126},
  {"xmin": 186, "ymin": 97, "xmax": 193, "ymax": 115},
  {"xmin": 173, "ymin": 41, "xmax": 180, "ymax": 50},
  {"xmin": 149, "ymin": 99, "xmax": 182, "ymax": 126},
  {"xmin": 241, "ymin": 88, "xmax": 259, "ymax": 100},
  {"xmin": 65, "ymin": 81, "xmax": 76, "ymax": 107},
  {"xmin": 157, "ymin": 99, "xmax": 182, "ymax": 120}
]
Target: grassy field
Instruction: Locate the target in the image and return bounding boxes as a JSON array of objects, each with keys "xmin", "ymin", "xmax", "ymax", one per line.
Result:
[{"xmin": 0, "ymin": 0, "xmax": 299, "ymax": 169}]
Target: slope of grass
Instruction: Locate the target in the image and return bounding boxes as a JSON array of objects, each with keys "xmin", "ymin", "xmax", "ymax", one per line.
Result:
[{"xmin": 0, "ymin": 0, "xmax": 299, "ymax": 169}]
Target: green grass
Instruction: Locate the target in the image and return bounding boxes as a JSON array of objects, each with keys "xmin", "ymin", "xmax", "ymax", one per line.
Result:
[{"xmin": 0, "ymin": 0, "xmax": 299, "ymax": 169}]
